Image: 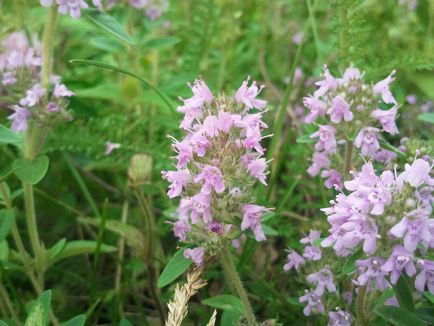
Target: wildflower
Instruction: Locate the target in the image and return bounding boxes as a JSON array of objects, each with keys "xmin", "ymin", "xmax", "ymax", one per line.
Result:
[
  {"xmin": 241, "ymin": 204, "xmax": 268, "ymax": 241},
  {"xmin": 415, "ymin": 259, "xmax": 434, "ymax": 294},
  {"xmin": 303, "ymin": 96, "xmax": 327, "ymax": 123},
  {"xmin": 184, "ymin": 247, "xmax": 205, "ymax": 266},
  {"xmin": 54, "ymin": 83, "xmax": 75, "ymax": 98},
  {"xmin": 371, "ymin": 107, "xmax": 399, "ymax": 135},
  {"xmin": 373, "ymin": 70, "xmax": 397, "ymax": 105},
  {"xmin": 355, "ymin": 257, "xmax": 390, "ymax": 290},
  {"xmin": 284, "ymin": 250, "xmax": 305, "ymax": 272},
  {"xmin": 163, "ymin": 169, "xmax": 191, "ymax": 198},
  {"xmin": 307, "ymin": 267, "xmax": 337, "ymax": 295},
  {"xmin": 311, "ymin": 125, "xmax": 337, "ymax": 154},
  {"xmin": 314, "ymin": 67, "xmax": 338, "ymax": 97},
  {"xmin": 105, "ymin": 141, "xmax": 121, "ymax": 155},
  {"xmin": 381, "ymin": 245, "xmax": 417, "ymax": 284},
  {"xmin": 247, "ymin": 158, "xmax": 268, "ymax": 185},
  {"xmin": 299, "ymin": 290, "xmax": 324, "ymax": 316},
  {"xmin": 328, "ymin": 308, "xmax": 352, "ymax": 326},
  {"xmin": 354, "ymin": 127, "xmax": 380, "ymax": 157},
  {"xmin": 235, "ymin": 77, "xmax": 266, "ymax": 110},
  {"xmin": 321, "ymin": 170, "xmax": 342, "ymax": 189},
  {"xmin": 194, "ymin": 165, "xmax": 225, "ymax": 194},
  {"xmin": 307, "ymin": 152, "xmax": 331, "ymax": 177},
  {"xmin": 327, "ymin": 95, "xmax": 353, "ymax": 123},
  {"xmin": 8, "ymin": 106, "xmax": 31, "ymax": 132}
]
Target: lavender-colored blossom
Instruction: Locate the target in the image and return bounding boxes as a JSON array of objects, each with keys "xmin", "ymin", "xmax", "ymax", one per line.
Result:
[
  {"xmin": 354, "ymin": 127, "xmax": 380, "ymax": 157},
  {"xmin": 299, "ymin": 290, "xmax": 324, "ymax": 316},
  {"xmin": 373, "ymin": 70, "xmax": 397, "ymax": 105},
  {"xmin": 314, "ymin": 67, "xmax": 338, "ymax": 97},
  {"xmin": 235, "ymin": 77, "xmax": 266, "ymax": 110},
  {"xmin": 162, "ymin": 169, "xmax": 191, "ymax": 198},
  {"xmin": 396, "ymin": 159, "xmax": 433, "ymax": 189},
  {"xmin": 327, "ymin": 95, "xmax": 353, "ymax": 123},
  {"xmin": 194, "ymin": 165, "xmax": 225, "ymax": 194},
  {"xmin": 57, "ymin": 0, "xmax": 89, "ymax": 19},
  {"xmin": 382, "ymin": 245, "xmax": 417, "ymax": 284},
  {"xmin": 54, "ymin": 83, "xmax": 75, "ymax": 97},
  {"xmin": 321, "ymin": 170, "xmax": 342, "ymax": 189},
  {"xmin": 247, "ymin": 158, "xmax": 268, "ymax": 185},
  {"xmin": 303, "ymin": 96, "xmax": 327, "ymax": 123},
  {"xmin": 389, "ymin": 209, "xmax": 432, "ymax": 251},
  {"xmin": 311, "ymin": 125, "xmax": 337, "ymax": 154},
  {"xmin": 172, "ymin": 218, "xmax": 190, "ymax": 241},
  {"xmin": 415, "ymin": 259, "xmax": 434, "ymax": 294},
  {"xmin": 371, "ymin": 107, "xmax": 399, "ymax": 135},
  {"xmin": 283, "ymin": 250, "xmax": 305, "ymax": 272},
  {"xmin": 328, "ymin": 308, "xmax": 352, "ymax": 326},
  {"xmin": 306, "ymin": 267, "xmax": 337, "ymax": 295},
  {"xmin": 355, "ymin": 257, "xmax": 390, "ymax": 291},
  {"xmin": 307, "ymin": 152, "xmax": 331, "ymax": 177},
  {"xmin": 20, "ymin": 84, "xmax": 45, "ymax": 107},
  {"xmin": 184, "ymin": 247, "xmax": 205, "ymax": 266},
  {"xmin": 8, "ymin": 106, "xmax": 31, "ymax": 132},
  {"xmin": 104, "ymin": 141, "xmax": 121, "ymax": 155},
  {"xmin": 241, "ymin": 204, "xmax": 268, "ymax": 241}
]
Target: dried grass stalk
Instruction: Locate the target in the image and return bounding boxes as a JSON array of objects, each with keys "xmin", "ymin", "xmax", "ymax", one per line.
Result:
[
  {"xmin": 206, "ymin": 309, "xmax": 217, "ymax": 326},
  {"xmin": 165, "ymin": 267, "xmax": 207, "ymax": 326}
]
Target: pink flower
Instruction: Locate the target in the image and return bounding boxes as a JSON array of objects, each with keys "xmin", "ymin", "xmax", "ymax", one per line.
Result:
[
  {"xmin": 415, "ymin": 259, "xmax": 434, "ymax": 294},
  {"xmin": 241, "ymin": 204, "xmax": 268, "ymax": 241},
  {"xmin": 306, "ymin": 267, "xmax": 336, "ymax": 295},
  {"xmin": 299, "ymin": 290, "xmax": 324, "ymax": 316},
  {"xmin": 8, "ymin": 105, "xmax": 31, "ymax": 132},
  {"xmin": 303, "ymin": 96, "xmax": 327, "ymax": 123},
  {"xmin": 396, "ymin": 159, "xmax": 433, "ymax": 189},
  {"xmin": 173, "ymin": 218, "xmax": 190, "ymax": 241},
  {"xmin": 20, "ymin": 83, "xmax": 45, "ymax": 107},
  {"xmin": 247, "ymin": 158, "xmax": 267, "ymax": 185},
  {"xmin": 235, "ymin": 77, "xmax": 267, "ymax": 110},
  {"xmin": 310, "ymin": 125, "xmax": 337, "ymax": 154},
  {"xmin": 342, "ymin": 66, "xmax": 362, "ymax": 82},
  {"xmin": 194, "ymin": 165, "xmax": 225, "ymax": 194},
  {"xmin": 327, "ymin": 95, "xmax": 353, "ymax": 123},
  {"xmin": 184, "ymin": 247, "xmax": 205, "ymax": 266},
  {"xmin": 371, "ymin": 107, "xmax": 399, "ymax": 135},
  {"xmin": 203, "ymin": 115, "xmax": 220, "ymax": 138},
  {"xmin": 54, "ymin": 83, "xmax": 74, "ymax": 97},
  {"xmin": 217, "ymin": 110, "xmax": 233, "ymax": 133},
  {"xmin": 321, "ymin": 170, "xmax": 342, "ymax": 189},
  {"xmin": 381, "ymin": 245, "xmax": 416, "ymax": 284},
  {"xmin": 373, "ymin": 70, "xmax": 397, "ymax": 105},
  {"xmin": 307, "ymin": 152, "xmax": 331, "ymax": 177},
  {"xmin": 314, "ymin": 66, "xmax": 338, "ymax": 97},
  {"xmin": 163, "ymin": 169, "xmax": 191, "ymax": 198},
  {"xmin": 284, "ymin": 250, "xmax": 305, "ymax": 272},
  {"xmin": 105, "ymin": 141, "xmax": 121, "ymax": 155},
  {"xmin": 354, "ymin": 127, "xmax": 380, "ymax": 157},
  {"xmin": 190, "ymin": 133, "xmax": 210, "ymax": 157}
]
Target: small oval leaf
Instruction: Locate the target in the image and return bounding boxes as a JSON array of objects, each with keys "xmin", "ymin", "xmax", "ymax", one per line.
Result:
[
  {"xmin": 158, "ymin": 249, "xmax": 192, "ymax": 288},
  {"xmin": 202, "ymin": 295, "xmax": 244, "ymax": 315},
  {"xmin": 13, "ymin": 155, "xmax": 49, "ymax": 185}
]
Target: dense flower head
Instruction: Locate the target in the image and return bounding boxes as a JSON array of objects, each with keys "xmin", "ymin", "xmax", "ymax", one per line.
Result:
[
  {"xmin": 321, "ymin": 158, "xmax": 434, "ymax": 294},
  {"xmin": 163, "ymin": 78, "xmax": 270, "ymax": 265},
  {"xmin": 1, "ymin": 32, "xmax": 74, "ymax": 132},
  {"xmin": 328, "ymin": 308, "xmax": 352, "ymax": 326},
  {"xmin": 304, "ymin": 66, "xmax": 400, "ymax": 188}
]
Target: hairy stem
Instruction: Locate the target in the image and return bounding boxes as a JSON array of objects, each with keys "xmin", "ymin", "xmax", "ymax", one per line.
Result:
[
  {"xmin": 356, "ymin": 285, "xmax": 368, "ymax": 326},
  {"xmin": 220, "ymin": 243, "xmax": 256, "ymax": 326},
  {"xmin": 344, "ymin": 139, "xmax": 353, "ymax": 176},
  {"xmin": 41, "ymin": 6, "xmax": 58, "ymax": 90},
  {"xmin": 339, "ymin": 0, "xmax": 350, "ymax": 65}
]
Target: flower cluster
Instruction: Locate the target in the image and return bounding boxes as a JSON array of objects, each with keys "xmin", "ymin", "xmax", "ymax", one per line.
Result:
[
  {"xmin": 322, "ymin": 158, "xmax": 433, "ymax": 294},
  {"xmin": 163, "ymin": 78, "xmax": 270, "ymax": 266},
  {"xmin": 0, "ymin": 32, "xmax": 41, "ymax": 87},
  {"xmin": 304, "ymin": 66, "xmax": 400, "ymax": 189},
  {"xmin": 40, "ymin": 0, "xmax": 103, "ymax": 19},
  {"xmin": 283, "ymin": 229, "xmax": 352, "ymax": 322},
  {"xmin": 0, "ymin": 32, "xmax": 74, "ymax": 132}
]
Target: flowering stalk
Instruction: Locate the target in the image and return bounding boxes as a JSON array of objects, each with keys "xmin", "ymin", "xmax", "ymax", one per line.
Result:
[
  {"xmin": 220, "ymin": 243, "xmax": 257, "ymax": 325},
  {"xmin": 355, "ymin": 285, "xmax": 367, "ymax": 326}
]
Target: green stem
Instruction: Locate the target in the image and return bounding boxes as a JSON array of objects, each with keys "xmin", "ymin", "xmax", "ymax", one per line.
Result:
[
  {"xmin": 0, "ymin": 280, "xmax": 20, "ymax": 324},
  {"xmin": 356, "ymin": 285, "xmax": 368, "ymax": 326},
  {"xmin": 339, "ymin": 0, "xmax": 350, "ymax": 65},
  {"xmin": 344, "ymin": 139, "xmax": 353, "ymax": 177},
  {"xmin": 41, "ymin": 6, "xmax": 58, "ymax": 90},
  {"xmin": 134, "ymin": 187, "xmax": 166, "ymax": 324},
  {"xmin": 220, "ymin": 243, "xmax": 256, "ymax": 326}
]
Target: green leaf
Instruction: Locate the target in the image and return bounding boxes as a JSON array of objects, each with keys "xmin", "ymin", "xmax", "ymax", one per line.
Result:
[
  {"xmin": 296, "ymin": 134, "xmax": 315, "ymax": 143},
  {"xmin": 393, "ymin": 275, "xmax": 415, "ymax": 312},
  {"xmin": 25, "ymin": 290, "xmax": 51, "ymax": 326},
  {"xmin": 48, "ymin": 238, "xmax": 67, "ymax": 261},
  {"xmin": 13, "ymin": 155, "xmax": 49, "ymax": 185},
  {"xmin": 48, "ymin": 240, "xmax": 117, "ymax": 267},
  {"xmin": 423, "ymin": 292, "xmax": 434, "ymax": 304},
  {"xmin": 78, "ymin": 217, "xmax": 144, "ymax": 250},
  {"xmin": 374, "ymin": 306, "xmax": 425, "ymax": 326},
  {"xmin": 0, "ymin": 241, "xmax": 9, "ymax": 261},
  {"xmin": 144, "ymin": 37, "xmax": 181, "ymax": 49},
  {"xmin": 0, "ymin": 210, "xmax": 14, "ymax": 243},
  {"xmin": 62, "ymin": 315, "xmax": 86, "ymax": 326},
  {"xmin": 262, "ymin": 224, "xmax": 278, "ymax": 236},
  {"xmin": 220, "ymin": 310, "xmax": 242, "ymax": 326},
  {"xmin": 416, "ymin": 307, "xmax": 434, "ymax": 324},
  {"xmin": 69, "ymin": 59, "xmax": 175, "ymax": 114},
  {"xmin": 341, "ymin": 248, "xmax": 363, "ymax": 274},
  {"xmin": 0, "ymin": 320, "xmax": 8, "ymax": 326},
  {"xmin": 157, "ymin": 249, "xmax": 192, "ymax": 288},
  {"xmin": 417, "ymin": 113, "xmax": 434, "ymax": 124},
  {"xmin": 374, "ymin": 288, "xmax": 394, "ymax": 308},
  {"xmin": 0, "ymin": 124, "xmax": 23, "ymax": 146},
  {"xmin": 84, "ymin": 9, "xmax": 134, "ymax": 45},
  {"xmin": 287, "ymin": 297, "xmax": 304, "ymax": 307},
  {"xmin": 119, "ymin": 319, "xmax": 133, "ymax": 326},
  {"xmin": 202, "ymin": 295, "xmax": 244, "ymax": 314}
]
